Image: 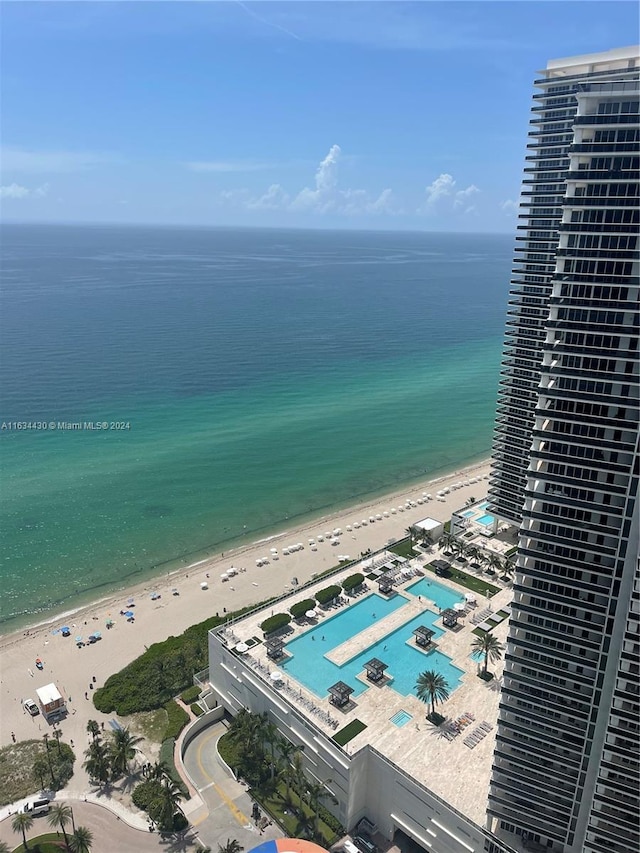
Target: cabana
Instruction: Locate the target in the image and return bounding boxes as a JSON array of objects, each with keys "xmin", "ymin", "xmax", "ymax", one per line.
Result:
[
  {"xmin": 377, "ymin": 575, "xmax": 395, "ymax": 595},
  {"xmin": 364, "ymin": 658, "xmax": 388, "ymax": 683},
  {"xmin": 441, "ymin": 608, "xmax": 460, "ymax": 629},
  {"xmin": 413, "ymin": 625, "xmax": 435, "ymax": 648},
  {"xmin": 328, "ymin": 680, "xmax": 354, "ymax": 708},
  {"xmin": 433, "ymin": 559, "xmax": 451, "ymax": 577},
  {"xmin": 266, "ymin": 636, "xmax": 285, "ymax": 661}
]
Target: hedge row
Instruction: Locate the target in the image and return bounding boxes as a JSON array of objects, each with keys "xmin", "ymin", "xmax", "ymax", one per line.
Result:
[
  {"xmin": 260, "ymin": 613, "xmax": 292, "ymax": 635},
  {"xmin": 315, "ymin": 584, "xmax": 342, "ymax": 605},
  {"xmin": 191, "ymin": 703, "xmax": 205, "ymax": 717},
  {"xmin": 94, "ymin": 596, "xmax": 274, "ymax": 715},
  {"xmin": 159, "ymin": 738, "xmax": 189, "ymax": 797},
  {"xmin": 342, "ymin": 573, "xmax": 364, "ymax": 592},
  {"xmin": 165, "ymin": 699, "xmax": 190, "ymax": 741},
  {"xmin": 289, "ymin": 599, "xmax": 316, "ymax": 619},
  {"xmin": 180, "ymin": 686, "xmax": 201, "ymax": 705}
]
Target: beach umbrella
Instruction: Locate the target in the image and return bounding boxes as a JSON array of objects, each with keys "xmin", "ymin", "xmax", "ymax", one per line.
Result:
[
  {"xmin": 124, "ymin": 610, "xmax": 134, "ymax": 618},
  {"xmin": 76, "ymin": 636, "xmax": 83, "ymax": 645},
  {"xmin": 235, "ymin": 642, "xmax": 249, "ymax": 653},
  {"xmin": 465, "ymin": 593, "xmax": 477, "ymax": 603},
  {"xmin": 306, "ymin": 609, "xmax": 317, "ymax": 619},
  {"xmin": 454, "ymin": 603, "xmax": 466, "ymax": 612},
  {"xmin": 270, "ymin": 671, "xmax": 283, "ymax": 682},
  {"xmin": 127, "ymin": 597, "xmax": 134, "ymax": 605},
  {"xmin": 200, "ymin": 581, "xmax": 208, "ymax": 590}
]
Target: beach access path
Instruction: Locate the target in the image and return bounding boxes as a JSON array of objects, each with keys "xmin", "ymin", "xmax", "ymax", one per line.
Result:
[{"xmin": 0, "ymin": 460, "xmax": 491, "ymax": 770}]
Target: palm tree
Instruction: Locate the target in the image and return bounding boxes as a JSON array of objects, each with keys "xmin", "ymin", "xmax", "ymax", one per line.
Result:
[
  {"xmin": 156, "ymin": 777, "xmax": 184, "ymax": 831},
  {"xmin": 108, "ymin": 726, "xmax": 142, "ymax": 777},
  {"xmin": 48, "ymin": 803, "xmax": 73, "ymax": 847},
  {"xmin": 307, "ymin": 779, "xmax": 338, "ymax": 839},
  {"xmin": 42, "ymin": 734, "xmax": 56, "ymax": 787},
  {"xmin": 291, "ymin": 749, "xmax": 307, "ymax": 803},
  {"xmin": 12, "ymin": 812, "xmax": 33, "ymax": 851},
  {"xmin": 83, "ymin": 739, "xmax": 110, "ymax": 784},
  {"xmin": 415, "ymin": 669, "xmax": 451, "ymax": 719},
  {"xmin": 471, "ymin": 632, "xmax": 505, "ymax": 676},
  {"xmin": 277, "ymin": 737, "xmax": 303, "ymax": 804},
  {"xmin": 487, "ymin": 552, "xmax": 504, "ymax": 575},
  {"xmin": 86, "ymin": 720, "xmax": 100, "ymax": 742},
  {"xmin": 69, "ymin": 825, "xmax": 94, "ymax": 853},
  {"xmin": 452, "ymin": 539, "xmax": 468, "ymax": 562},
  {"xmin": 32, "ymin": 755, "xmax": 49, "ymax": 791},
  {"xmin": 218, "ymin": 840, "xmax": 243, "ymax": 853},
  {"xmin": 439, "ymin": 531, "xmax": 457, "ymax": 555},
  {"xmin": 52, "ymin": 728, "xmax": 63, "ymax": 756},
  {"xmin": 142, "ymin": 760, "xmax": 171, "ymax": 781},
  {"xmin": 466, "ymin": 545, "xmax": 481, "ymax": 569},
  {"xmin": 0, "ymin": 840, "xmax": 11, "ymax": 853}
]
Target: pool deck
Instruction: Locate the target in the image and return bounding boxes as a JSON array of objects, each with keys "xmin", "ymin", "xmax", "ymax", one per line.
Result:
[{"xmin": 219, "ymin": 546, "xmax": 513, "ymax": 828}]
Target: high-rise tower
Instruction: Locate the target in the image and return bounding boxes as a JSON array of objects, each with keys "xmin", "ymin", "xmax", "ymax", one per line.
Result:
[
  {"xmin": 488, "ymin": 46, "xmax": 640, "ymax": 528},
  {"xmin": 487, "ymin": 47, "xmax": 640, "ymax": 853}
]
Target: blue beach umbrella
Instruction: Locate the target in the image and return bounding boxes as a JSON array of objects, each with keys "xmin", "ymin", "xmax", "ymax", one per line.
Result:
[{"xmin": 124, "ymin": 610, "xmax": 134, "ymax": 619}]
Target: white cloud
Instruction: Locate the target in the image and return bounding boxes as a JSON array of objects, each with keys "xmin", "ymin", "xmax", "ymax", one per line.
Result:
[
  {"xmin": 0, "ymin": 182, "xmax": 49, "ymax": 199},
  {"xmin": 246, "ymin": 183, "xmax": 291, "ymax": 210},
  {"xmin": 454, "ymin": 184, "xmax": 480, "ymax": 208},
  {"xmin": 423, "ymin": 173, "xmax": 456, "ymax": 206},
  {"xmin": 185, "ymin": 160, "xmax": 273, "ymax": 173},
  {"xmin": 217, "ymin": 145, "xmax": 399, "ymax": 217},
  {"xmin": 1, "ymin": 147, "xmax": 119, "ymax": 174},
  {"xmin": 418, "ymin": 173, "xmax": 480, "ymax": 214},
  {"xmin": 500, "ymin": 198, "xmax": 519, "ymax": 214}
]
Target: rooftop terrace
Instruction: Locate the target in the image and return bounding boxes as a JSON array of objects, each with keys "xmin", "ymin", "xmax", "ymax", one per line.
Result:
[{"xmin": 213, "ymin": 542, "xmax": 513, "ymax": 827}]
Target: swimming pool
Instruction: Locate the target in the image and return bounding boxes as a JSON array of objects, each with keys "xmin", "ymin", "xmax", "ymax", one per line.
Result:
[
  {"xmin": 462, "ymin": 509, "xmax": 475, "ymax": 518},
  {"xmin": 390, "ymin": 710, "xmax": 413, "ymax": 727},
  {"xmin": 280, "ymin": 593, "xmax": 464, "ymax": 699},
  {"xmin": 477, "ymin": 513, "xmax": 495, "ymax": 526},
  {"xmin": 406, "ymin": 577, "xmax": 464, "ymax": 611}
]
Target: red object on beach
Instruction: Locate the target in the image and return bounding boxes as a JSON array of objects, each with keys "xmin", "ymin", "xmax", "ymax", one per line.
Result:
[{"xmin": 35, "ymin": 658, "xmax": 43, "ymax": 670}]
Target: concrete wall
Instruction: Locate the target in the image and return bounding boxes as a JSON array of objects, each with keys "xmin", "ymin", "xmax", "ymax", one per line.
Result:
[{"xmin": 207, "ymin": 630, "xmax": 518, "ymax": 853}]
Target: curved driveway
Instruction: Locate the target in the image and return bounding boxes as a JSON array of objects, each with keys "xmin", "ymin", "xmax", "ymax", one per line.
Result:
[
  {"xmin": 182, "ymin": 720, "xmax": 280, "ymax": 850},
  {"xmin": 0, "ymin": 799, "xmax": 198, "ymax": 853}
]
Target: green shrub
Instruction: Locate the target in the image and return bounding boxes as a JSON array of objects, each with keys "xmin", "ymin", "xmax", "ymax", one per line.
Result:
[
  {"xmin": 172, "ymin": 812, "xmax": 188, "ymax": 832},
  {"xmin": 180, "ymin": 686, "xmax": 201, "ymax": 705},
  {"xmin": 260, "ymin": 613, "xmax": 291, "ymax": 635},
  {"xmin": 191, "ymin": 703, "xmax": 204, "ymax": 717},
  {"xmin": 289, "ymin": 599, "xmax": 316, "ymax": 619},
  {"xmin": 164, "ymin": 699, "xmax": 189, "ymax": 740},
  {"xmin": 159, "ymin": 738, "xmax": 189, "ymax": 797},
  {"xmin": 342, "ymin": 573, "xmax": 364, "ymax": 592},
  {"xmin": 132, "ymin": 779, "xmax": 163, "ymax": 811},
  {"xmin": 315, "ymin": 584, "xmax": 341, "ymax": 605},
  {"xmin": 94, "ymin": 597, "xmax": 274, "ymax": 715}
]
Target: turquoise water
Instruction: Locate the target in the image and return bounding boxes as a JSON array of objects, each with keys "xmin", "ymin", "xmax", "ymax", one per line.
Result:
[
  {"xmin": 462, "ymin": 510, "xmax": 475, "ymax": 518},
  {"xmin": 280, "ymin": 592, "xmax": 464, "ymax": 698},
  {"xmin": 390, "ymin": 710, "xmax": 413, "ymax": 727},
  {"xmin": 0, "ymin": 225, "xmax": 510, "ymax": 630},
  {"xmin": 478, "ymin": 513, "xmax": 496, "ymax": 526},
  {"xmin": 405, "ymin": 577, "xmax": 464, "ymax": 610}
]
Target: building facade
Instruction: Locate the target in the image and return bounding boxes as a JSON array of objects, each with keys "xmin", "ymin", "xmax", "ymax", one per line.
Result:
[
  {"xmin": 487, "ymin": 48, "xmax": 639, "ymax": 852},
  {"xmin": 488, "ymin": 46, "xmax": 640, "ymax": 527}
]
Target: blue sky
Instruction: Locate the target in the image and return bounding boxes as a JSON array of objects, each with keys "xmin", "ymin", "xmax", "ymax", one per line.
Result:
[{"xmin": 1, "ymin": 1, "xmax": 638, "ymax": 231}]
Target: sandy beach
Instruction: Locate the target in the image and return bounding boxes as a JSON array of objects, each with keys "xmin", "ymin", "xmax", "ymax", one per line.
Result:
[{"xmin": 0, "ymin": 459, "xmax": 491, "ymax": 752}]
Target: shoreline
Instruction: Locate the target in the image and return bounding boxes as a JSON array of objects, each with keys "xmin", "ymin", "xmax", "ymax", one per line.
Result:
[
  {"xmin": 0, "ymin": 457, "xmax": 493, "ymax": 758},
  {"xmin": 0, "ymin": 451, "xmax": 489, "ymax": 638}
]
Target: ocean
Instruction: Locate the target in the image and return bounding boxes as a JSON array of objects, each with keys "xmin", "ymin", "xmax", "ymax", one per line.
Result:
[{"xmin": 0, "ymin": 224, "xmax": 512, "ymax": 631}]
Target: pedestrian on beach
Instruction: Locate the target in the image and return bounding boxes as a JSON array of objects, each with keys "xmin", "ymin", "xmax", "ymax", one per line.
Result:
[
  {"xmin": 11, "ymin": 731, "xmax": 15, "ymax": 742},
  {"xmin": 85, "ymin": 692, "xmax": 88, "ymax": 700}
]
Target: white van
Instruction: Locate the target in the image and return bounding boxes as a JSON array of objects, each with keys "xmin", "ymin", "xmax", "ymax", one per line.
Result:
[{"xmin": 21, "ymin": 798, "xmax": 51, "ymax": 816}]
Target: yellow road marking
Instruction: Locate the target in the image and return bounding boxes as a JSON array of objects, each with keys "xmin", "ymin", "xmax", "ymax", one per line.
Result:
[{"xmin": 196, "ymin": 730, "xmax": 251, "ymax": 827}]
